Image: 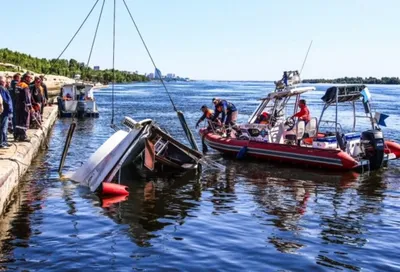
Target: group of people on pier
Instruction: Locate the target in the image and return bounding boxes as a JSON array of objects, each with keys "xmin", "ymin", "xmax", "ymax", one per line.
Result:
[{"xmin": 0, "ymin": 72, "xmax": 48, "ymax": 149}]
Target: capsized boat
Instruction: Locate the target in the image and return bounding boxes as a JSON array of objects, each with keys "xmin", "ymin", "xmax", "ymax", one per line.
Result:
[
  {"xmin": 71, "ymin": 117, "xmax": 204, "ymax": 192},
  {"xmin": 57, "ymin": 83, "xmax": 99, "ymax": 118},
  {"xmin": 200, "ymin": 71, "xmax": 400, "ymax": 171}
]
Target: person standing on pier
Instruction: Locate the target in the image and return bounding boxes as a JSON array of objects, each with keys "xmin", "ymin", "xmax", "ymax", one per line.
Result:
[
  {"xmin": 0, "ymin": 76, "xmax": 13, "ymax": 148},
  {"xmin": 39, "ymin": 75, "xmax": 48, "ymax": 112},
  {"xmin": 14, "ymin": 73, "xmax": 33, "ymax": 142},
  {"xmin": 5, "ymin": 76, "xmax": 12, "ymax": 89},
  {"xmin": 30, "ymin": 77, "xmax": 44, "ymax": 123},
  {"xmin": 9, "ymin": 73, "xmax": 21, "ymax": 140}
]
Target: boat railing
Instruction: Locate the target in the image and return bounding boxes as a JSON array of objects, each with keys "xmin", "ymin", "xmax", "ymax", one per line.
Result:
[
  {"xmin": 318, "ymin": 120, "xmax": 343, "ymax": 135},
  {"xmin": 154, "ymin": 136, "xmax": 169, "ymax": 155}
]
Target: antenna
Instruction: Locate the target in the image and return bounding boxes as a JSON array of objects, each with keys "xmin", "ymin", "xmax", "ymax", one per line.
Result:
[{"xmin": 300, "ymin": 40, "xmax": 313, "ymax": 76}]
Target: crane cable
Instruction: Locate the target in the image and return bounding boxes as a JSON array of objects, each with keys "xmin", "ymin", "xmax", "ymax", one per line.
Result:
[
  {"xmin": 111, "ymin": 0, "xmax": 117, "ymax": 125},
  {"xmin": 86, "ymin": 0, "xmax": 106, "ymax": 67},
  {"xmin": 121, "ymin": 0, "xmax": 177, "ymax": 112},
  {"xmin": 300, "ymin": 40, "xmax": 313, "ymax": 76},
  {"xmin": 121, "ymin": 0, "xmax": 198, "ymax": 151},
  {"xmin": 55, "ymin": 0, "xmax": 100, "ymax": 66},
  {"xmin": 43, "ymin": 0, "xmax": 100, "ymax": 80}
]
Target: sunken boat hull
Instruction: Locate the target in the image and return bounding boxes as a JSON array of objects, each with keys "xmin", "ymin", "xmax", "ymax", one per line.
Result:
[{"xmin": 71, "ymin": 117, "xmax": 202, "ymax": 192}]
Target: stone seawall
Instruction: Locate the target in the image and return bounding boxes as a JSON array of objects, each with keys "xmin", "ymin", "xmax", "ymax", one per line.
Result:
[{"xmin": 0, "ymin": 106, "xmax": 58, "ymax": 215}]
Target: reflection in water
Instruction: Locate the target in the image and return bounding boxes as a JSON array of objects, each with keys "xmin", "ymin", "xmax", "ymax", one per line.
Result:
[
  {"xmin": 96, "ymin": 171, "xmax": 202, "ymax": 248},
  {"xmin": 0, "ymin": 159, "xmax": 49, "ymax": 268},
  {"xmin": 204, "ymin": 162, "xmax": 238, "ymax": 216},
  {"xmin": 74, "ymin": 158, "xmax": 390, "ymax": 271}
]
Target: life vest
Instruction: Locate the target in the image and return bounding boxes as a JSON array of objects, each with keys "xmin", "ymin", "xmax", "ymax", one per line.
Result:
[
  {"xmin": 39, "ymin": 86, "xmax": 44, "ymax": 97},
  {"xmin": 294, "ymin": 105, "xmax": 311, "ymax": 122},
  {"xmin": 16, "ymin": 81, "xmax": 29, "ymax": 90},
  {"xmin": 205, "ymin": 109, "xmax": 213, "ymax": 119},
  {"xmin": 15, "ymin": 82, "xmax": 30, "ymax": 106}
]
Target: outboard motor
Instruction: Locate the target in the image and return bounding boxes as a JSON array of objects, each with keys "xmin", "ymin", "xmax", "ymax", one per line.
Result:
[
  {"xmin": 361, "ymin": 130, "xmax": 385, "ymax": 170},
  {"xmin": 77, "ymin": 101, "xmax": 86, "ymax": 118}
]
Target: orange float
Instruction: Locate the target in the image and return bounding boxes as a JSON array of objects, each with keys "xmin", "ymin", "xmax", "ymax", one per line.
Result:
[{"xmin": 101, "ymin": 182, "xmax": 129, "ymax": 196}]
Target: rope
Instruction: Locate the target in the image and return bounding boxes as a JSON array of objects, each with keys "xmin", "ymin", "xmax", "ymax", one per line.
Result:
[
  {"xmin": 86, "ymin": 0, "xmax": 106, "ymax": 67},
  {"xmin": 43, "ymin": 0, "xmax": 100, "ymax": 77},
  {"xmin": 121, "ymin": 0, "xmax": 200, "ymax": 151},
  {"xmin": 111, "ymin": 0, "xmax": 116, "ymax": 125},
  {"xmin": 122, "ymin": 0, "xmax": 177, "ymax": 112}
]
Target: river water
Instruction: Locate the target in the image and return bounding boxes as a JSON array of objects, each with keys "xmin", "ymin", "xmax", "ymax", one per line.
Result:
[{"xmin": 1, "ymin": 81, "xmax": 399, "ymax": 271}]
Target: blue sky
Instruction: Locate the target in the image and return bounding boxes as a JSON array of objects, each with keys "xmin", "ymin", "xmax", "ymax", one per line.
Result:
[{"xmin": 2, "ymin": 0, "xmax": 399, "ymax": 80}]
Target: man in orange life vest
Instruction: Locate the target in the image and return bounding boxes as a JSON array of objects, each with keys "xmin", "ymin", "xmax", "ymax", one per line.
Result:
[
  {"xmin": 292, "ymin": 99, "xmax": 310, "ymax": 122},
  {"xmin": 195, "ymin": 105, "xmax": 221, "ymax": 129},
  {"xmin": 255, "ymin": 112, "xmax": 270, "ymax": 124}
]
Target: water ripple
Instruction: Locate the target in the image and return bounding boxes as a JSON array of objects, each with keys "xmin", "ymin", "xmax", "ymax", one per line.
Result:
[{"xmin": 0, "ymin": 82, "xmax": 399, "ymax": 271}]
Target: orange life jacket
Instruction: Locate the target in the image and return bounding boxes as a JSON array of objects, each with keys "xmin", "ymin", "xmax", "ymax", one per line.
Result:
[
  {"xmin": 17, "ymin": 81, "xmax": 29, "ymax": 89},
  {"xmin": 205, "ymin": 109, "xmax": 213, "ymax": 119}
]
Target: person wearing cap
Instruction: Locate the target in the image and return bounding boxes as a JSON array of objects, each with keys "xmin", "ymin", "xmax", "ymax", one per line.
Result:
[
  {"xmin": 195, "ymin": 105, "xmax": 221, "ymax": 129},
  {"xmin": 255, "ymin": 112, "xmax": 270, "ymax": 124},
  {"xmin": 0, "ymin": 76, "xmax": 13, "ymax": 148},
  {"xmin": 14, "ymin": 72, "xmax": 34, "ymax": 142},
  {"xmin": 211, "ymin": 97, "xmax": 238, "ymax": 137}
]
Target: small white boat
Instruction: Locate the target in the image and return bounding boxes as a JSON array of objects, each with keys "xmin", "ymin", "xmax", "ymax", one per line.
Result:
[{"xmin": 57, "ymin": 83, "xmax": 99, "ymax": 118}]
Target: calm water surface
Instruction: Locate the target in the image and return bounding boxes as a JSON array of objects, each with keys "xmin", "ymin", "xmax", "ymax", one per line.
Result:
[{"xmin": 0, "ymin": 81, "xmax": 400, "ymax": 271}]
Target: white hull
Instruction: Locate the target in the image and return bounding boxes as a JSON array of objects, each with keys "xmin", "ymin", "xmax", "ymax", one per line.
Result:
[{"xmin": 71, "ymin": 128, "xmax": 143, "ymax": 192}]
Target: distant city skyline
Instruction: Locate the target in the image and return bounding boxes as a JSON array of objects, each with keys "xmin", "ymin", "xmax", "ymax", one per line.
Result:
[{"xmin": 1, "ymin": 0, "xmax": 400, "ymax": 81}]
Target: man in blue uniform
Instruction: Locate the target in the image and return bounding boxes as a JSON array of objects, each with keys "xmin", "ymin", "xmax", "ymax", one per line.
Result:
[
  {"xmin": 211, "ymin": 97, "xmax": 238, "ymax": 137},
  {"xmin": 0, "ymin": 76, "xmax": 13, "ymax": 148},
  {"xmin": 9, "ymin": 73, "xmax": 21, "ymax": 139}
]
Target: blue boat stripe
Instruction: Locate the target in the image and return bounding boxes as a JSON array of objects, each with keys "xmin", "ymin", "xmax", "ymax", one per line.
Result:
[{"xmin": 205, "ymin": 138, "xmax": 344, "ymax": 166}]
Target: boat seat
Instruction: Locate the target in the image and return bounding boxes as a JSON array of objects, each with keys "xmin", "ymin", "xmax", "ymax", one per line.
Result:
[
  {"xmin": 305, "ymin": 117, "xmax": 317, "ymax": 138},
  {"xmin": 296, "ymin": 121, "xmax": 305, "ymax": 140}
]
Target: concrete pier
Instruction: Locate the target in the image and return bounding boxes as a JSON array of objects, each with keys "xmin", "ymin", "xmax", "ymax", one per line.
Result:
[{"xmin": 0, "ymin": 106, "xmax": 58, "ymax": 215}]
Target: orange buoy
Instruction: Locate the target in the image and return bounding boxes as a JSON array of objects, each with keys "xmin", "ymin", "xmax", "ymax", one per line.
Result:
[
  {"xmin": 101, "ymin": 195, "xmax": 128, "ymax": 208},
  {"xmin": 385, "ymin": 140, "xmax": 400, "ymax": 159},
  {"xmin": 101, "ymin": 182, "xmax": 129, "ymax": 196}
]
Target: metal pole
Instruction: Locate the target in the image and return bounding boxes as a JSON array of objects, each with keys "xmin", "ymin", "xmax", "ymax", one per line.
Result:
[
  {"xmin": 335, "ymin": 87, "xmax": 339, "ymax": 148},
  {"xmin": 352, "ymin": 101, "xmax": 356, "ymax": 132},
  {"xmin": 58, "ymin": 122, "xmax": 76, "ymax": 174}
]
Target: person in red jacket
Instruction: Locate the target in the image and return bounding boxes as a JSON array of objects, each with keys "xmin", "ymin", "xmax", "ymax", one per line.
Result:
[{"xmin": 292, "ymin": 99, "xmax": 310, "ymax": 122}]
